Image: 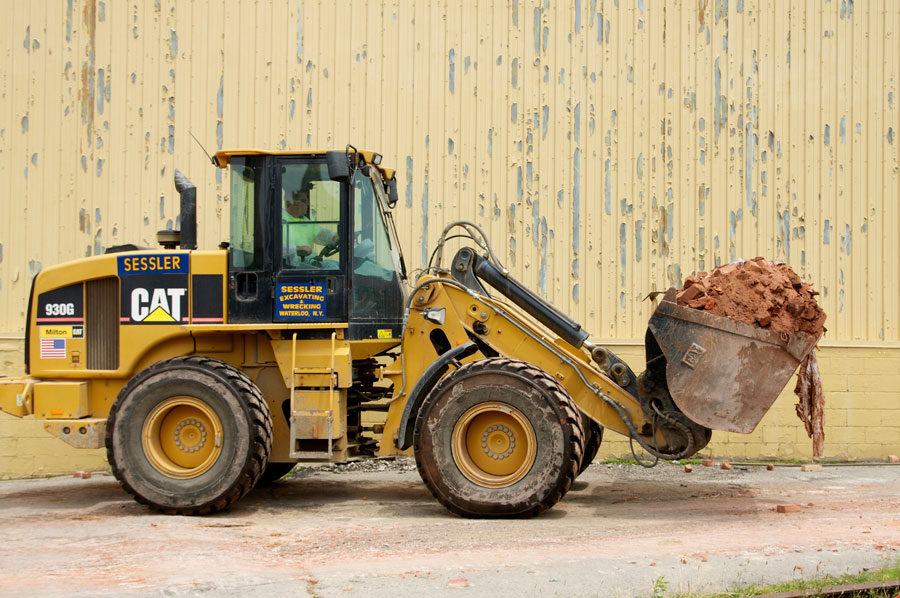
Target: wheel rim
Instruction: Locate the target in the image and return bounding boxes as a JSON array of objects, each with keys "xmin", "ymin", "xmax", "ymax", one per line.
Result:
[
  {"xmin": 142, "ymin": 397, "xmax": 224, "ymax": 479},
  {"xmin": 451, "ymin": 401, "xmax": 537, "ymax": 488}
]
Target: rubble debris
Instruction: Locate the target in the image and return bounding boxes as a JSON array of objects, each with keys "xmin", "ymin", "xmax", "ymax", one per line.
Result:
[
  {"xmin": 795, "ymin": 351, "xmax": 826, "ymax": 457},
  {"xmin": 721, "ymin": 461, "xmax": 733, "ymax": 470},
  {"xmin": 683, "ymin": 465, "xmax": 693, "ymax": 473},
  {"xmin": 800, "ymin": 464, "xmax": 823, "ymax": 472},
  {"xmin": 302, "ymin": 457, "xmax": 416, "ymax": 475},
  {"xmin": 702, "ymin": 459, "xmax": 714, "ymax": 467},
  {"xmin": 676, "ymin": 258, "xmax": 827, "ymax": 456},
  {"xmin": 779, "ymin": 505, "xmax": 803, "ymax": 514},
  {"xmin": 676, "ymin": 258, "xmax": 826, "ymax": 337},
  {"xmin": 888, "ymin": 455, "xmax": 899, "ymax": 464},
  {"xmin": 766, "ymin": 464, "xmax": 775, "ymax": 471}
]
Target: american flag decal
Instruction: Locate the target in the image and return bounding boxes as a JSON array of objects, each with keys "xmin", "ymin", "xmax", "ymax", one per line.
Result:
[{"xmin": 40, "ymin": 338, "xmax": 66, "ymax": 359}]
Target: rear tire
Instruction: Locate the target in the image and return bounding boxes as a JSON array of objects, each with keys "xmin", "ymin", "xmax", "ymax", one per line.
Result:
[
  {"xmin": 577, "ymin": 418, "xmax": 604, "ymax": 476},
  {"xmin": 414, "ymin": 358, "xmax": 583, "ymax": 518},
  {"xmin": 106, "ymin": 356, "xmax": 273, "ymax": 515}
]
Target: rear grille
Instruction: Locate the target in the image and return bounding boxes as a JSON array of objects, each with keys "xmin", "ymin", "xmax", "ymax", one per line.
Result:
[{"xmin": 86, "ymin": 277, "xmax": 119, "ymax": 370}]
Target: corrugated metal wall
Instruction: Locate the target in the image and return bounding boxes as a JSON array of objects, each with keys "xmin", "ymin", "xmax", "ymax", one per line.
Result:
[{"xmin": 1, "ymin": 0, "xmax": 898, "ymax": 342}]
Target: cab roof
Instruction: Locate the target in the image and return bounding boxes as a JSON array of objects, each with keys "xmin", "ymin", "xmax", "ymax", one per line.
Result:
[{"xmin": 214, "ymin": 149, "xmax": 394, "ymax": 181}]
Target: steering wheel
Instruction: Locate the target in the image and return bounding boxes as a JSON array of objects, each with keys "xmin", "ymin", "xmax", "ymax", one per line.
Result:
[{"xmin": 316, "ymin": 240, "xmax": 340, "ymax": 261}]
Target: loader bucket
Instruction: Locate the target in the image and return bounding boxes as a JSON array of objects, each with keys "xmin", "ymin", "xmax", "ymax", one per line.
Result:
[{"xmin": 647, "ymin": 289, "xmax": 820, "ymax": 434}]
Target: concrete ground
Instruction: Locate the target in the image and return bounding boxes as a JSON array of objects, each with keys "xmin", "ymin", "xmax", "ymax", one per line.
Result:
[{"xmin": 0, "ymin": 459, "xmax": 898, "ymax": 597}]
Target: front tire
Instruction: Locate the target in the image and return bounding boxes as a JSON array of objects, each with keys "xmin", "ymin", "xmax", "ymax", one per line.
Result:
[
  {"xmin": 414, "ymin": 358, "xmax": 583, "ymax": 518},
  {"xmin": 106, "ymin": 356, "xmax": 273, "ymax": 515}
]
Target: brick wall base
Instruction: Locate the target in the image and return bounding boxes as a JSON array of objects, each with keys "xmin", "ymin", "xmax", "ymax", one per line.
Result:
[
  {"xmin": 1, "ymin": 340, "xmax": 898, "ymax": 478},
  {"xmin": 595, "ymin": 344, "xmax": 900, "ymax": 462}
]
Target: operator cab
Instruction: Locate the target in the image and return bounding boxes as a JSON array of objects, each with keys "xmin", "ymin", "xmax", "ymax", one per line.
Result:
[{"xmin": 217, "ymin": 149, "xmax": 407, "ymax": 340}]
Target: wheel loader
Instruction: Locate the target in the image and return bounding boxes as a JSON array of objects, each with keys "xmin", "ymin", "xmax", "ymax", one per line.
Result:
[{"xmin": 0, "ymin": 148, "xmax": 820, "ymax": 517}]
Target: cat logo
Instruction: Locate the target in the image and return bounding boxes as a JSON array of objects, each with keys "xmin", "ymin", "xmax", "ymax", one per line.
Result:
[{"xmin": 130, "ymin": 288, "xmax": 187, "ymax": 323}]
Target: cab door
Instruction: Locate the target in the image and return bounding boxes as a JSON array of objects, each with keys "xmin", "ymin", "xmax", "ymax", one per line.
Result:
[{"xmin": 272, "ymin": 157, "xmax": 349, "ymax": 323}]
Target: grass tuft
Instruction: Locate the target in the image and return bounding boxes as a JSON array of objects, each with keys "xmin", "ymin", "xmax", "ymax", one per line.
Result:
[{"xmin": 670, "ymin": 559, "xmax": 900, "ymax": 598}]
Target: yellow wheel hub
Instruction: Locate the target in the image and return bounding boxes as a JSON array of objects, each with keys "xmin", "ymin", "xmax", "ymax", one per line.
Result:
[
  {"xmin": 142, "ymin": 397, "xmax": 224, "ymax": 479},
  {"xmin": 451, "ymin": 401, "xmax": 537, "ymax": 488}
]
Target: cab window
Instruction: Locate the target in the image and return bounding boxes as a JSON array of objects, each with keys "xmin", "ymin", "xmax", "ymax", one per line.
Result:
[
  {"xmin": 229, "ymin": 157, "xmax": 262, "ymax": 269},
  {"xmin": 280, "ymin": 162, "xmax": 342, "ymax": 270}
]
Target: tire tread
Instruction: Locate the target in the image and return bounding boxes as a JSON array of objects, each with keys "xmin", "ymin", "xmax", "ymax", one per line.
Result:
[
  {"xmin": 414, "ymin": 357, "xmax": 584, "ymax": 518},
  {"xmin": 105, "ymin": 356, "xmax": 273, "ymax": 516}
]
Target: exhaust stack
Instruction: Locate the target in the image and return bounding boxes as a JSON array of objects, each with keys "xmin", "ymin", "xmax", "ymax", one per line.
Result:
[{"xmin": 173, "ymin": 169, "xmax": 197, "ymax": 251}]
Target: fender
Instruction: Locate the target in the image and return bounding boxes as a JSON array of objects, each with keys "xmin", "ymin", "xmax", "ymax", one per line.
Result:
[{"xmin": 395, "ymin": 340, "xmax": 478, "ymax": 450}]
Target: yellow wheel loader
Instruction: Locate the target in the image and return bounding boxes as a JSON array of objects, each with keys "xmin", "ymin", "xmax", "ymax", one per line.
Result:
[{"xmin": 0, "ymin": 148, "xmax": 820, "ymax": 517}]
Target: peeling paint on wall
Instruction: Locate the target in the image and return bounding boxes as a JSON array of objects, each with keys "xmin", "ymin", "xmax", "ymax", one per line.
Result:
[
  {"xmin": 778, "ymin": 210, "xmax": 791, "ymax": 260},
  {"xmin": 80, "ymin": 0, "xmax": 97, "ymax": 148},
  {"xmin": 841, "ymin": 225, "xmax": 851, "ymax": 255},
  {"xmin": 296, "ymin": 0, "xmax": 303, "ymax": 61},
  {"xmin": 405, "ymin": 157, "xmax": 413, "ymax": 208},
  {"xmin": 516, "ymin": 167, "xmax": 523, "ymax": 203},
  {"xmin": 0, "ymin": 0, "xmax": 896, "ymax": 345},
  {"xmin": 745, "ymin": 126, "xmax": 757, "ymax": 216},
  {"xmin": 448, "ymin": 49, "xmax": 455, "ymax": 93},
  {"xmin": 604, "ymin": 159, "xmax": 611, "ymax": 215},
  {"xmin": 840, "ymin": 0, "xmax": 854, "ymax": 19}
]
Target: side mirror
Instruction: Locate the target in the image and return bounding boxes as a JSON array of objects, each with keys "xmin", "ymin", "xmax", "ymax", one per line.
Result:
[
  {"xmin": 385, "ymin": 179, "xmax": 399, "ymax": 209},
  {"xmin": 326, "ymin": 151, "xmax": 351, "ymax": 181}
]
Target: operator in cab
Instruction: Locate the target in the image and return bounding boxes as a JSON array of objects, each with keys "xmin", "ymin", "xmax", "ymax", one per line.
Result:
[{"xmin": 282, "ymin": 183, "xmax": 339, "ymax": 269}]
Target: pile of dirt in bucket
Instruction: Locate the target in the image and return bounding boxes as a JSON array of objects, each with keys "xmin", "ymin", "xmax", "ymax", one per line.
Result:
[
  {"xmin": 675, "ymin": 257, "xmax": 826, "ymax": 337},
  {"xmin": 676, "ymin": 258, "xmax": 827, "ymax": 456}
]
